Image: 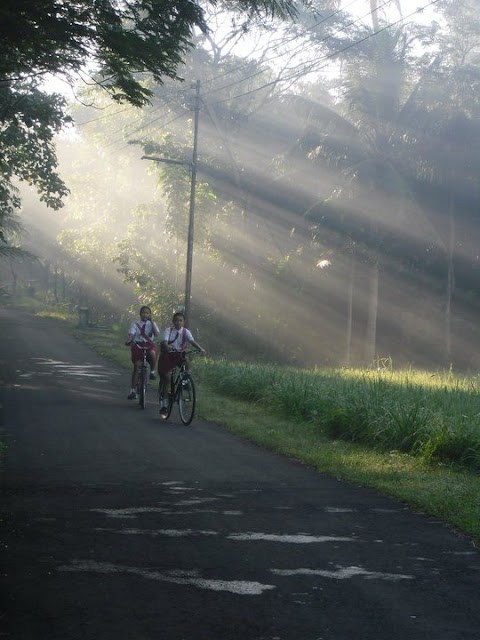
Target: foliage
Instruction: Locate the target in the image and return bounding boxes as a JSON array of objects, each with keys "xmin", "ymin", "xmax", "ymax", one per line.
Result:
[
  {"xmin": 196, "ymin": 358, "xmax": 480, "ymax": 472},
  {"xmin": 0, "ymin": 82, "xmax": 70, "ymax": 217},
  {"xmin": 114, "ymin": 203, "xmax": 183, "ymax": 318},
  {"xmin": 0, "ymin": 207, "xmax": 25, "ymax": 258},
  {"xmin": 1, "ymin": 0, "xmax": 297, "ymax": 106},
  {"xmin": 0, "ymin": 0, "xmax": 301, "ymax": 235}
]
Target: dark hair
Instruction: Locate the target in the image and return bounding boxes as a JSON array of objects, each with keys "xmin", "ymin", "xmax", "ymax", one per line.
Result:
[
  {"xmin": 172, "ymin": 311, "xmax": 185, "ymax": 321},
  {"xmin": 140, "ymin": 306, "xmax": 152, "ymax": 314}
]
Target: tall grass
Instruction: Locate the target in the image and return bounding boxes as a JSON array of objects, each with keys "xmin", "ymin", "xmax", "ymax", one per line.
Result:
[{"xmin": 196, "ymin": 359, "xmax": 480, "ymax": 472}]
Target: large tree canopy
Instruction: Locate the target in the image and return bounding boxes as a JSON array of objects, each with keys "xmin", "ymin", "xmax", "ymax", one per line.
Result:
[
  {"xmin": 0, "ymin": 0, "xmax": 299, "ymax": 106},
  {"xmin": 0, "ymin": 0, "xmax": 300, "ymax": 234}
]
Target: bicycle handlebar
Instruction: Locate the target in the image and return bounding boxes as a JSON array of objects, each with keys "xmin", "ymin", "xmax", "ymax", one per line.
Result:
[
  {"xmin": 125, "ymin": 340, "xmax": 159, "ymax": 349},
  {"xmin": 167, "ymin": 348, "xmax": 203, "ymax": 355}
]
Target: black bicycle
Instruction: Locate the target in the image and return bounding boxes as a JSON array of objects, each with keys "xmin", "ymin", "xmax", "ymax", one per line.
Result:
[{"xmin": 164, "ymin": 350, "xmax": 199, "ymax": 425}]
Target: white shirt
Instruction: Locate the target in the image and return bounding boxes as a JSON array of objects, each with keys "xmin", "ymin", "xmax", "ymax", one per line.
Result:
[
  {"xmin": 163, "ymin": 326, "xmax": 194, "ymax": 351},
  {"xmin": 128, "ymin": 320, "xmax": 159, "ymax": 344}
]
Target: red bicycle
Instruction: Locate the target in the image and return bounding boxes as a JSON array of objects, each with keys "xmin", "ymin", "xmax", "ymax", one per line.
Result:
[{"xmin": 127, "ymin": 341, "xmax": 156, "ymax": 409}]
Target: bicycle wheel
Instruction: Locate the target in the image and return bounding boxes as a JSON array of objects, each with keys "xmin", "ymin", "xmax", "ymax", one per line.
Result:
[
  {"xmin": 178, "ymin": 374, "xmax": 196, "ymax": 425},
  {"xmin": 138, "ymin": 366, "xmax": 147, "ymax": 409}
]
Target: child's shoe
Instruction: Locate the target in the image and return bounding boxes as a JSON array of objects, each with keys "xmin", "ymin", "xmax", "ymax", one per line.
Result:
[{"xmin": 159, "ymin": 405, "xmax": 168, "ymax": 418}]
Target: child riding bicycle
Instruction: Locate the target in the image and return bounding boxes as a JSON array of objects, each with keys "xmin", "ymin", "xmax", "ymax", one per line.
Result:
[
  {"xmin": 158, "ymin": 311, "xmax": 205, "ymax": 417},
  {"xmin": 126, "ymin": 306, "xmax": 160, "ymax": 400}
]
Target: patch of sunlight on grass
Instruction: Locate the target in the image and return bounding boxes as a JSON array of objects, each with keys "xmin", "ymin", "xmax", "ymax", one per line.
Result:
[{"xmin": 36, "ymin": 310, "xmax": 72, "ymax": 322}]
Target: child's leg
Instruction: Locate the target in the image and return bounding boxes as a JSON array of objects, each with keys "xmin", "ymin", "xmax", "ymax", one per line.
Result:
[
  {"xmin": 131, "ymin": 361, "xmax": 141, "ymax": 388},
  {"xmin": 159, "ymin": 371, "xmax": 169, "ymax": 398},
  {"xmin": 147, "ymin": 348, "xmax": 157, "ymax": 373}
]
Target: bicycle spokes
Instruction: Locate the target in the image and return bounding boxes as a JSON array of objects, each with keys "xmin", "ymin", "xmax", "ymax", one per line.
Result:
[{"xmin": 178, "ymin": 375, "xmax": 195, "ymax": 424}]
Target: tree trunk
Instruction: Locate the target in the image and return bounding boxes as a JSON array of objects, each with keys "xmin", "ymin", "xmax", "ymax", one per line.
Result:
[
  {"xmin": 9, "ymin": 262, "xmax": 18, "ymax": 295},
  {"xmin": 53, "ymin": 265, "xmax": 59, "ymax": 303},
  {"xmin": 345, "ymin": 253, "xmax": 355, "ymax": 366},
  {"xmin": 363, "ymin": 260, "xmax": 378, "ymax": 366},
  {"xmin": 370, "ymin": 0, "xmax": 379, "ymax": 31},
  {"xmin": 445, "ymin": 190, "xmax": 455, "ymax": 363}
]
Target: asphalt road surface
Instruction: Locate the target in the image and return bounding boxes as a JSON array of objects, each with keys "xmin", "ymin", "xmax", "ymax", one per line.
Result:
[{"xmin": 1, "ymin": 308, "xmax": 479, "ymax": 640}]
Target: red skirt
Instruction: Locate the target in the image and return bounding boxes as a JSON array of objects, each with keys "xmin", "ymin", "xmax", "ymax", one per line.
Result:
[
  {"xmin": 158, "ymin": 351, "xmax": 184, "ymax": 374},
  {"xmin": 131, "ymin": 343, "xmax": 157, "ymax": 363}
]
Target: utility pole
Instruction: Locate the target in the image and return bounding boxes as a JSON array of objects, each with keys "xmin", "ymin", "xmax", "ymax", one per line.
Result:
[
  {"xmin": 142, "ymin": 80, "xmax": 201, "ymax": 326},
  {"xmin": 184, "ymin": 79, "xmax": 200, "ymax": 326}
]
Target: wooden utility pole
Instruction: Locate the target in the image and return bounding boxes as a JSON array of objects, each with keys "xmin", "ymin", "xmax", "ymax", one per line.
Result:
[
  {"xmin": 142, "ymin": 80, "xmax": 201, "ymax": 325},
  {"xmin": 184, "ymin": 79, "xmax": 200, "ymax": 326}
]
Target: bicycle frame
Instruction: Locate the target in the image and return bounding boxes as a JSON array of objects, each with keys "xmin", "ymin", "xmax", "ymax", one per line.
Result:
[
  {"xmin": 133, "ymin": 341, "xmax": 155, "ymax": 409},
  {"xmin": 164, "ymin": 349, "xmax": 198, "ymax": 425}
]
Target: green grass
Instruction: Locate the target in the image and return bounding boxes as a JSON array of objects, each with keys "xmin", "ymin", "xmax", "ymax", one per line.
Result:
[
  {"xmin": 195, "ymin": 359, "xmax": 480, "ymax": 472},
  {"xmin": 3, "ymin": 302, "xmax": 480, "ymax": 546}
]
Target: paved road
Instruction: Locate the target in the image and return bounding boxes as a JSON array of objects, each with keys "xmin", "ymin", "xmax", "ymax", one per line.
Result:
[{"xmin": 0, "ymin": 308, "xmax": 479, "ymax": 640}]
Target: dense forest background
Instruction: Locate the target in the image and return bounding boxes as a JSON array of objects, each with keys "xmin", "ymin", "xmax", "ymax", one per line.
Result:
[{"xmin": 2, "ymin": 0, "xmax": 480, "ymax": 371}]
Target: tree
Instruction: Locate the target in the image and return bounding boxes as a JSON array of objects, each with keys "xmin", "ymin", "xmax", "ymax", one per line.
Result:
[
  {"xmin": 1, "ymin": 0, "xmax": 299, "ymax": 105},
  {"xmin": 405, "ymin": 0, "xmax": 480, "ymax": 363},
  {"xmin": 0, "ymin": 208, "xmax": 26, "ymax": 259},
  {"xmin": 0, "ymin": 0, "xmax": 301, "ymax": 229},
  {"xmin": 0, "ymin": 84, "xmax": 70, "ymax": 221},
  {"xmin": 281, "ymin": 17, "xmax": 439, "ymax": 365}
]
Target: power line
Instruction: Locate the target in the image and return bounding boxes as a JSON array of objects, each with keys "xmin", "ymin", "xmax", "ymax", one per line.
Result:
[
  {"xmin": 105, "ymin": 111, "xmax": 189, "ymax": 154},
  {"xmin": 68, "ymin": 0, "xmax": 377, "ymax": 131},
  {"xmin": 75, "ymin": 107, "xmax": 132, "ymax": 127},
  {"xmin": 72, "ymin": 84, "xmax": 187, "ymax": 129},
  {"xmin": 199, "ymin": 0, "xmax": 368, "ymax": 91},
  {"xmin": 69, "ymin": 0, "xmax": 440, "ymax": 140},
  {"xmin": 201, "ymin": 0, "xmax": 410, "ymax": 101},
  {"xmin": 203, "ymin": 0, "xmax": 442, "ymax": 109}
]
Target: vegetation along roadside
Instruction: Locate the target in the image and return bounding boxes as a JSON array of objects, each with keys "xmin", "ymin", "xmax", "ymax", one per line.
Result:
[{"xmin": 67, "ymin": 318, "xmax": 480, "ymax": 548}]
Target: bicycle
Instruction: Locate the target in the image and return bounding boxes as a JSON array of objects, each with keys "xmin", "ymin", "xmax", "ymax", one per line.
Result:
[
  {"xmin": 127, "ymin": 341, "xmax": 156, "ymax": 409},
  {"xmin": 163, "ymin": 349, "xmax": 200, "ymax": 425}
]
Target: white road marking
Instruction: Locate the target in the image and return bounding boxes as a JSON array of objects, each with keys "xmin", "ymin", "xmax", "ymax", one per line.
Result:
[
  {"xmin": 96, "ymin": 527, "xmax": 357, "ymax": 544},
  {"xmin": 31, "ymin": 358, "xmax": 119, "ymax": 379},
  {"xmin": 95, "ymin": 527, "xmax": 354, "ymax": 543},
  {"xmin": 58, "ymin": 561, "xmax": 275, "ymax": 595},
  {"xmin": 228, "ymin": 533, "xmax": 355, "ymax": 543},
  {"xmin": 175, "ymin": 498, "xmax": 219, "ymax": 506},
  {"xmin": 91, "ymin": 507, "xmax": 170, "ymax": 518},
  {"xmin": 271, "ymin": 566, "xmax": 414, "ymax": 581},
  {"xmin": 92, "ymin": 506, "xmax": 243, "ymax": 518},
  {"xmin": 108, "ymin": 527, "xmax": 220, "ymax": 537}
]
